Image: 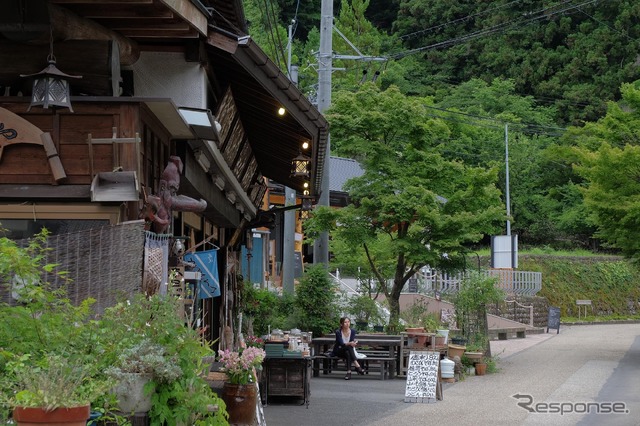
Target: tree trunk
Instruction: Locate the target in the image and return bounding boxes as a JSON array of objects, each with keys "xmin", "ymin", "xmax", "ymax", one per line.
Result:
[{"xmin": 387, "ymin": 295, "xmax": 400, "ymax": 333}]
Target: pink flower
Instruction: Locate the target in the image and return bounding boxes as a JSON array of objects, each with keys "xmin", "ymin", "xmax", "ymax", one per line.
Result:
[{"xmin": 217, "ymin": 347, "xmax": 266, "ymax": 385}]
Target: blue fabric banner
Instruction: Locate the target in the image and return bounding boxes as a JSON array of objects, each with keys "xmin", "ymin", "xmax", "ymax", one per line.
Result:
[{"xmin": 183, "ymin": 249, "xmax": 220, "ymax": 298}]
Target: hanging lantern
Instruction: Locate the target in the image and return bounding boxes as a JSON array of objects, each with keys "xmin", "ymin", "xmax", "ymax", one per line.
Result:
[
  {"xmin": 21, "ymin": 29, "xmax": 81, "ymax": 112},
  {"xmin": 291, "ymin": 152, "xmax": 311, "ymax": 178},
  {"xmin": 301, "ymin": 197, "xmax": 313, "ymax": 211}
]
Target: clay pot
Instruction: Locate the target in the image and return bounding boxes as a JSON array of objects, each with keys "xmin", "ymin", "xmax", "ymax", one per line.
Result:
[
  {"xmin": 447, "ymin": 343, "xmax": 466, "ymax": 359},
  {"xmin": 13, "ymin": 405, "xmax": 90, "ymax": 426},
  {"xmin": 475, "ymin": 362, "xmax": 487, "ymax": 376},
  {"xmin": 221, "ymin": 382, "xmax": 257, "ymax": 425}
]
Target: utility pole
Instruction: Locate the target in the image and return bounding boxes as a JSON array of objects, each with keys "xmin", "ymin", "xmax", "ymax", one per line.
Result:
[
  {"xmin": 313, "ymin": 2, "xmax": 387, "ymax": 266},
  {"xmin": 283, "ymin": 20, "xmax": 297, "ymax": 293},
  {"xmin": 313, "ymin": 0, "xmax": 333, "ymax": 266},
  {"xmin": 505, "ymin": 123, "xmax": 511, "ymax": 236}
]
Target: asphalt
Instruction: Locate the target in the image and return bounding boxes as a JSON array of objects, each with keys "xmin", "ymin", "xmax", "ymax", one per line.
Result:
[{"xmin": 262, "ymin": 323, "xmax": 640, "ymax": 426}]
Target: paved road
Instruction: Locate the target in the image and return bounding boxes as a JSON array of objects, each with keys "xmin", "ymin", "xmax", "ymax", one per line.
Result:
[{"xmin": 262, "ymin": 323, "xmax": 639, "ymax": 426}]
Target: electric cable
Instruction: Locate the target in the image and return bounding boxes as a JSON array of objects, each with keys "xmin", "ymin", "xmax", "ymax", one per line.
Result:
[{"xmin": 390, "ymin": 0, "xmax": 601, "ymax": 59}]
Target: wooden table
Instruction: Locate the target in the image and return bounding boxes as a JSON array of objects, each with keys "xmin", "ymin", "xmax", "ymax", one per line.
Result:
[
  {"xmin": 399, "ymin": 332, "xmax": 451, "ymax": 377},
  {"xmin": 262, "ymin": 357, "xmax": 312, "ymax": 407},
  {"xmin": 311, "ymin": 335, "xmax": 402, "ymax": 376}
]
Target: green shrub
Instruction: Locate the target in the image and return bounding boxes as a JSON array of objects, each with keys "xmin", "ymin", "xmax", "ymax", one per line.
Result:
[{"xmin": 240, "ymin": 284, "xmax": 296, "ymax": 336}]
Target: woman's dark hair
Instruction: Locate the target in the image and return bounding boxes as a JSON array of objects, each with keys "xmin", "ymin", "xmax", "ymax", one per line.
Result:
[{"xmin": 340, "ymin": 317, "xmax": 350, "ymax": 326}]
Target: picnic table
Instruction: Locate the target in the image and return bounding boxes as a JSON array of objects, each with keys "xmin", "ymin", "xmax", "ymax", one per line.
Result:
[{"xmin": 311, "ymin": 334, "xmax": 402, "ymax": 379}]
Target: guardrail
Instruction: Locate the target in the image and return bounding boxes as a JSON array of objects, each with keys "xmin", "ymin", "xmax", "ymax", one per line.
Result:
[{"xmin": 424, "ymin": 269, "xmax": 542, "ymax": 296}]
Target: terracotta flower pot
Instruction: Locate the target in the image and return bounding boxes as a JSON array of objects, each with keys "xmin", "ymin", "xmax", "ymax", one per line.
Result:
[
  {"xmin": 13, "ymin": 405, "xmax": 91, "ymax": 426},
  {"xmin": 447, "ymin": 343, "xmax": 466, "ymax": 359},
  {"xmin": 465, "ymin": 351, "xmax": 483, "ymax": 361},
  {"xmin": 475, "ymin": 362, "xmax": 487, "ymax": 376}
]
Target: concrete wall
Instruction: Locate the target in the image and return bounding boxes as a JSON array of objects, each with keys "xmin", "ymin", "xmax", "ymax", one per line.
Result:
[{"xmin": 130, "ymin": 51, "xmax": 208, "ymax": 108}]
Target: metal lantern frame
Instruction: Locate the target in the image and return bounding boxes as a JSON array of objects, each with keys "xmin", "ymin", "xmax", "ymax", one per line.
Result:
[
  {"xmin": 20, "ymin": 29, "xmax": 82, "ymax": 112},
  {"xmin": 290, "ymin": 152, "xmax": 311, "ymax": 179}
]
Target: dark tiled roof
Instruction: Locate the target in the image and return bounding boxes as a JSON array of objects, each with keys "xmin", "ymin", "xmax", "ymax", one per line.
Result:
[{"xmin": 330, "ymin": 157, "xmax": 364, "ymax": 193}]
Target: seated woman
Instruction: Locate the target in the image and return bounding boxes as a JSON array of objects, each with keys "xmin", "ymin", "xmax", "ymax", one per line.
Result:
[{"xmin": 331, "ymin": 317, "xmax": 365, "ymax": 380}]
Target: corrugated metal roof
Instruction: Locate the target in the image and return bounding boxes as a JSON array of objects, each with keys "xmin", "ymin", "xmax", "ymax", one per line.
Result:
[{"xmin": 330, "ymin": 156, "xmax": 363, "ymax": 193}]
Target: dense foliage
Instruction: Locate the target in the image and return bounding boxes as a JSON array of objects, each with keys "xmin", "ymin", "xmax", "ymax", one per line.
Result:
[
  {"xmin": 245, "ymin": 1, "xmax": 640, "ymax": 272},
  {"xmin": 393, "ymin": 0, "xmax": 640, "ymax": 125},
  {"xmin": 294, "ymin": 265, "xmax": 341, "ymax": 336},
  {"xmin": 0, "ymin": 232, "xmax": 228, "ymax": 425}
]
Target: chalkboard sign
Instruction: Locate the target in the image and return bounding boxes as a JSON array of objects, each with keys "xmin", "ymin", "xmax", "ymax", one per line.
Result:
[
  {"xmin": 547, "ymin": 306, "xmax": 560, "ymax": 334},
  {"xmin": 404, "ymin": 351, "xmax": 439, "ymax": 403}
]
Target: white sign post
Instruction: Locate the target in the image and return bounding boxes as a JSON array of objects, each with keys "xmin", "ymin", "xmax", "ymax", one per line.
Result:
[{"xmin": 404, "ymin": 351, "xmax": 440, "ymax": 403}]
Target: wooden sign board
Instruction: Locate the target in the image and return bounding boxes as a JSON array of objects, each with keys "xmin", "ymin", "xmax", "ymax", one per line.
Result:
[
  {"xmin": 404, "ymin": 351, "xmax": 439, "ymax": 403},
  {"xmin": 547, "ymin": 306, "xmax": 560, "ymax": 334}
]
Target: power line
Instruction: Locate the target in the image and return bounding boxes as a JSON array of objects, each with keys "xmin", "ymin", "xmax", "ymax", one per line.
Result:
[
  {"xmin": 390, "ymin": 0, "xmax": 600, "ymax": 59},
  {"xmin": 420, "ymin": 104, "xmax": 568, "ymax": 137},
  {"xmin": 259, "ymin": 0, "xmax": 286, "ymax": 69},
  {"xmin": 575, "ymin": 7, "xmax": 638, "ymax": 41},
  {"xmin": 399, "ymin": 0, "xmax": 526, "ymax": 41}
]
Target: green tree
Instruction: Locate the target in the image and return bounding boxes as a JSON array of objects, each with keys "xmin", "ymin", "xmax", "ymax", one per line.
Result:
[
  {"xmin": 574, "ymin": 140, "xmax": 640, "ymax": 259},
  {"xmin": 306, "ymin": 84, "xmax": 504, "ymax": 330},
  {"xmin": 555, "ymin": 82, "xmax": 640, "ymax": 255},
  {"xmin": 294, "ymin": 265, "xmax": 339, "ymax": 336},
  {"xmin": 244, "ymin": 0, "xmax": 289, "ymax": 71}
]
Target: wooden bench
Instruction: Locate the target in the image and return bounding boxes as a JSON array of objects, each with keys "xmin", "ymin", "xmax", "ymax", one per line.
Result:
[{"xmin": 312, "ymin": 353, "xmax": 396, "ymax": 380}]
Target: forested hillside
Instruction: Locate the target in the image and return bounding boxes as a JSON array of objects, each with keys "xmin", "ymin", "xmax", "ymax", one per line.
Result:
[
  {"xmin": 244, "ymin": 0, "xmax": 640, "ymax": 258},
  {"xmin": 257, "ymin": 0, "xmax": 640, "ymax": 125}
]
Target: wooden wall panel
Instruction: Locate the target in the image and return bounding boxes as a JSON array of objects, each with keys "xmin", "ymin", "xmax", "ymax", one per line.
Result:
[
  {"xmin": 215, "ymin": 89, "xmax": 236, "ymax": 148},
  {"xmin": 0, "ymin": 145, "xmax": 49, "ymax": 184},
  {"xmin": 242, "ymin": 160, "xmax": 257, "ymax": 190},
  {"xmin": 0, "ymin": 102, "xmax": 141, "ymax": 186}
]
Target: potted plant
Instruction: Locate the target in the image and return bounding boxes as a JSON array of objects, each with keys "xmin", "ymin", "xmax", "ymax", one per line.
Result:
[
  {"xmin": 217, "ymin": 346, "xmax": 266, "ymax": 425},
  {"xmin": 436, "ymin": 317, "xmax": 450, "ymax": 344},
  {"xmin": 464, "ymin": 340, "xmax": 486, "ymax": 363},
  {"xmin": 0, "ymin": 230, "xmax": 227, "ymax": 425},
  {"xmin": 8, "ymin": 354, "xmax": 112, "ymax": 426},
  {"xmin": 450, "ymin": 335, "xmax": 467, "ymax": 345},
  {"xmin": 401, "ymin": 299, "xmax": 432, "ymax": 345},
  {"xmin": 105, "ymin": 339, "xmax": 181, "ymax": 414},
  {"xmin": 0, "ymin": 232, "xmax": 115, "ymax": 424},
  {"xmin": 97, "ymin": 294, "xmax": 228, "ymax": 425},
  {"xmin": 474, "ymin": 357, "xmax": 489, "ymax": 376}
]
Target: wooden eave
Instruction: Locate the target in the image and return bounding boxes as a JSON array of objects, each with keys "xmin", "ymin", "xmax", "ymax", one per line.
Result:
[
  {"xmin": 206, "ymin": 27, "xmax": 328, "ymax": 197},
  {"xmin": 49, "ymin": 0, "xmax": 208, "ymax": 41}
]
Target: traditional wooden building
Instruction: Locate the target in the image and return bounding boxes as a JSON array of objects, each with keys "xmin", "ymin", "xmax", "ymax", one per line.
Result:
[{"xmin": 0, "ymin": 0, "xmax": 327, "ymax": 346}]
